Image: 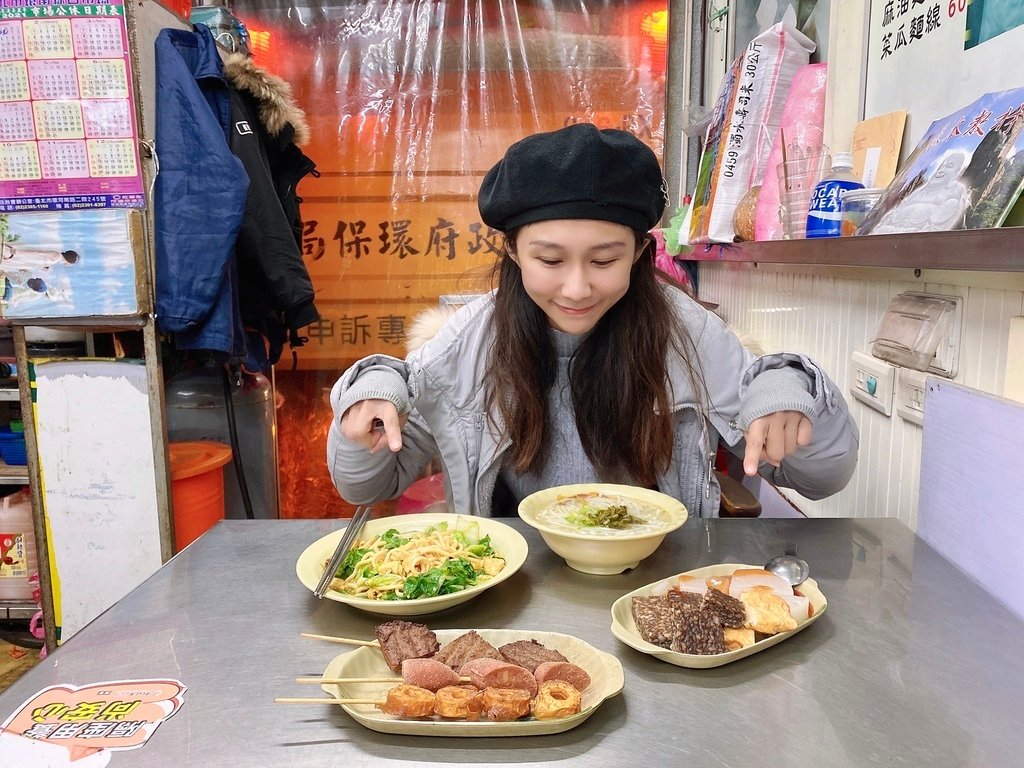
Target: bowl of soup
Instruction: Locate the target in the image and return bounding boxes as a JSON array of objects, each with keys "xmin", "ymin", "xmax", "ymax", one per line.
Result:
[{"xmin": 518, "ymin": 484, "xmax": 688, "ymax": 575}]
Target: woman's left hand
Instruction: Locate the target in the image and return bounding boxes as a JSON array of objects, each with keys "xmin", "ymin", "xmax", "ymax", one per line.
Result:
[{"xmin": 742, "ymin": 411, "xmax": 813, "ymax": 476}]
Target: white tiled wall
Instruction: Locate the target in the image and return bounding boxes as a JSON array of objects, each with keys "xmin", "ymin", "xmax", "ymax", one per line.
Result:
[{"xmin": 699, "ymin": 262, "xmax": 1024, "ymax": 530}]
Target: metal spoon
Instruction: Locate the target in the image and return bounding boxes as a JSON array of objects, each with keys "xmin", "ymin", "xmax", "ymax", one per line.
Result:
[{"xmin": 764, "ymin": 553, "xmax": 810, "ymax": 587}]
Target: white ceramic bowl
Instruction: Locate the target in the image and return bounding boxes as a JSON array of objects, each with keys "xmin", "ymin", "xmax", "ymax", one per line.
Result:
[
  {"xmin": 518, "ymin": 484, "xmax": 687, "ymax": 575},
  {"xmin": 295, "ymin": 512, "xmax": 528, "ymax": 615}
]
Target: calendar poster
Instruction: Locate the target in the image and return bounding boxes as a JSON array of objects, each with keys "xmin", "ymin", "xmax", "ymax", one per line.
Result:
[
  {"xmin": 0, "ymin": 207, "xmax": 139, "ymax": 318},
  {"xmin": 0, "ymin": 0, "xmax": 143, "ymax": 212}
]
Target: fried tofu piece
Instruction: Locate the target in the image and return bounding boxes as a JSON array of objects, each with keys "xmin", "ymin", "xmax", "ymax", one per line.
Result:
[
  {"xmin": 722, "ymin": 627, "xmax": 756, "ymax": 651},
  {"xmin": 739, "ymin": 586, "xmax": 798, "ymax": 634}
]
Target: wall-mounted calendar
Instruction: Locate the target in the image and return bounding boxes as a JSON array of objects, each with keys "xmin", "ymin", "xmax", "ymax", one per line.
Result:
[{"xmin": 0, "ymin": 0, "xmax": 144, "ymax": 212}]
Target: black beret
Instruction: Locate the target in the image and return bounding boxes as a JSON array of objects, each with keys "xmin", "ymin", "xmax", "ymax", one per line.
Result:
[{"xmin": 478, "ymin": 123, "xmax": 666, "ymax": 233}]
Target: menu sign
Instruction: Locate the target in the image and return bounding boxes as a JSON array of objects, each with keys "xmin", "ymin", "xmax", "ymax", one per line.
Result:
[
  {"xmin": 0, "ymin": 679, "xmax": 186, "ymax": 765},
  {"xmin": 0, "ymin": 0, "xmax": 144, "ymax": 212}
]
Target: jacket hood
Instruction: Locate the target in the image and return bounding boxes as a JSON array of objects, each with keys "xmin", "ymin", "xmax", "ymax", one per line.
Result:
[{"xmin": 222, "ymin": 53, "xmax": 310, "ymax": 146}]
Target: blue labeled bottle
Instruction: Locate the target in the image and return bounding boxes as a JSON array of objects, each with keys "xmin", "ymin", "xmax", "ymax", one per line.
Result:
[{"xmin": 806, "ymin": 152, "xmax": 864, "ymax": 238}]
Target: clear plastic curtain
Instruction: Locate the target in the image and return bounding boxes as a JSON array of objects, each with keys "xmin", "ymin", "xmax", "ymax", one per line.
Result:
[{"xmin": 229, "ymin": 0, "xmax": 668, "ymax": 517}]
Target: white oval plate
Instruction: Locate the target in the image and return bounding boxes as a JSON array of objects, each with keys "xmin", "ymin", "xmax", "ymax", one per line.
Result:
[
  {"xmin": 295, "ymin": 512, "xmax": 528, "ymax": 616},
  {"xmin": 610, "ymin": 563, "xmax": 827, "ymax": 668},
  {"xmin": 321, "ymin": 628, "xmax": 624, "ymax": 736}
]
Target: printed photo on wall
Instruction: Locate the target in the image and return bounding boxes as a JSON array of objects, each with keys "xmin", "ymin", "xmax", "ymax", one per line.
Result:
[{"xmin": 0, "ymin": 208, "xmax": 140, "ymax": 319}]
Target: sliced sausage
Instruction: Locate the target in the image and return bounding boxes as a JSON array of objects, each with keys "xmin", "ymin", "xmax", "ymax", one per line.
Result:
[
  {"xmin": 533, "ymin": 661, "xmax": 591, "ymax": 691},
  {"xmin": 401, "ymin": 658, "xmax": 461, "ymax": 691},
  {"xmin": 459, "ymin": 658, "xmax": 538, "ymax": 697}
]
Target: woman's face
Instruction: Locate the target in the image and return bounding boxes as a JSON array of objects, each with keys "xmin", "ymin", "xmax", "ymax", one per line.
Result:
[{"xmin": 512, "ymin": 219, "xmax": 638, "ymax": 335}]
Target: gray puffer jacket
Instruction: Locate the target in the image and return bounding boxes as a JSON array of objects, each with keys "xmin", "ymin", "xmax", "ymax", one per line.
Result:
[{"xmin": 327, "ymin": 287, "xmax": 858, "ymax": 517}]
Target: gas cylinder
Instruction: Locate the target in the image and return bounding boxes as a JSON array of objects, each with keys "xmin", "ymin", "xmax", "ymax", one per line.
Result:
[{"xmin": 164, "ymin": 368, "xmax": 279, "ymax": 519}]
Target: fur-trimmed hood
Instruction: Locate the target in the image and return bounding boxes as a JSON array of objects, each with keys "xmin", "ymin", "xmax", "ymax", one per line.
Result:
[{"xmin": 222, "ymin": 53, "xmax": 310, "ymax": 146}]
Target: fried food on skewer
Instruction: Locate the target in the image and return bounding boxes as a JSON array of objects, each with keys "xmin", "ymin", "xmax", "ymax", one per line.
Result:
[
  {"xmin": 480, "ymin": 688, "xmax": 532, "ymax": 721},
  {"xmin": 434, "ymin": 685, "xmax": 484, "ymax": 720},
  {"xmin": 376, "ymin": 684, "xmax": 436, "ymax": 718},
  {"xmin": 532, "ymin": 680, "xmax": 582, "ymax": 720}
]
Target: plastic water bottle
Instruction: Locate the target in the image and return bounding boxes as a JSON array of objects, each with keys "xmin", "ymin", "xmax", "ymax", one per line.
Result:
[{"xmin": 806, "ymin": 152, "xmax": 864, "ymax": 239}]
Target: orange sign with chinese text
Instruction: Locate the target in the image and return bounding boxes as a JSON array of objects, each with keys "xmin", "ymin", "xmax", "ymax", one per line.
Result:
[{"xmin": 1, "ymin": 679, "xmax": 186, "ymax": 757}]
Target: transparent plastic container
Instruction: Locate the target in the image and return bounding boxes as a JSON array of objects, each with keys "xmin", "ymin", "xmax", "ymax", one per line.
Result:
[{"xmin": 840, "ymin": 187, "xmax": 886, "ymax": 236}]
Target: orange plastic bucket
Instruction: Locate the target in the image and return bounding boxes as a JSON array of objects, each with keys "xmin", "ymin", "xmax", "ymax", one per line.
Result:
[{"xmin": 168, "ymin": 441, "xmax": 233, "ymax": 552}]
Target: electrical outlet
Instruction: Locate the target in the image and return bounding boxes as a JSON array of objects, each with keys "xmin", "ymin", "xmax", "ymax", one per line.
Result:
[
  {"xmin": 896, "ymin": 368, "xmax": 928, "ymax": 426},
  {"xmin": 849, "ymin": 351, "xmax": 895, "ymax": 416}
]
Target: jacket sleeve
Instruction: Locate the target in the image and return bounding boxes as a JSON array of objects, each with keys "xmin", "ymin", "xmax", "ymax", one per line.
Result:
[
  {"xmin": 153, "ymin": 31, "xmax": 248, "ymax": 333},
  {"xmin": 228, "ymin": 88, "xmax": 318, "ymax": 331},
  {"xmin": 326, "ymin": 353, "xmax": 437, "ymax": 504},
  {"xmin": 682, "ymin": 295, "xmax": 859, "ymax": 500}
]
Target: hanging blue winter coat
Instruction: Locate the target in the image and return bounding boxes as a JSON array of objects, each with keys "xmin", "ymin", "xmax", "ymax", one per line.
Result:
[{"xmin": 154, "ymin": 24, "xmax": 249, "ymax": 355}]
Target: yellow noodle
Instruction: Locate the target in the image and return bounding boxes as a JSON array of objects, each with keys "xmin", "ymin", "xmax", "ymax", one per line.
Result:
[{"xmin": 326, "ymin": 525, "xmax": 506, "ymax": 600}]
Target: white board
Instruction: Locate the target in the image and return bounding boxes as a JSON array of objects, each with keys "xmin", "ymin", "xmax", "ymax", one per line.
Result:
[
  {"xmin": 918, "ymin": 379, "xmax": 1024, "ymax": 622},
  {"xmin": 32, "ymin": 359, "xmax": 162, "ymax": 640},
  {"xmin": 864, "ymin": 0, "xmax": 1024, "ymax": 152}
]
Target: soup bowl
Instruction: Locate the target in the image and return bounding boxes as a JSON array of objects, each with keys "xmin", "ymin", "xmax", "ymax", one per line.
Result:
[{"xmin": 518, "ymin": 484, "xmax": 688, "ymax": 575}]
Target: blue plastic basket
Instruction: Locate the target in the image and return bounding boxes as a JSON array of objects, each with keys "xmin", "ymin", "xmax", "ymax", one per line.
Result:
[{"xmin": 0, "ymin": 427, "xmax": 27, "ymax": 465}]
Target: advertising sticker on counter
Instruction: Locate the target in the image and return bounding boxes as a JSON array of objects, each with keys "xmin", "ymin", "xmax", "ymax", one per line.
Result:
[{"xmin": 0, "ymin": 679, "xmax": 186, "ymax": 766}]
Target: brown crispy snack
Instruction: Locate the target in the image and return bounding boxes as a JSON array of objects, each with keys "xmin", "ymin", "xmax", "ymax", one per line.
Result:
[
  {"xmin": 376, "ymin": 684, "xmax": 435, "ymax": 718},
  {"xmin": 434, "ymin": 685, "xmax": 483, "ymax": 720},
  {"xmin": 532, "ymin": 680, "xmax": 582, "ymax": 720},
  {"xmin": 480, "ymin": 688, "xmax": 531, "ymax": 721}
]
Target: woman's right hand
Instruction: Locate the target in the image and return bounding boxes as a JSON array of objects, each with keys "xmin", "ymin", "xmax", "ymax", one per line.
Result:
[{"xmin": 340, "ymin": 399, "xmax": 407, "ymax": 453}]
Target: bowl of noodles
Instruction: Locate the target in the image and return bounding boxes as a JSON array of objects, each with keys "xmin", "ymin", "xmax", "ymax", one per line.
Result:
[
  {"xmin": 295, "ymin": 512, "xmax": 529, "ymax": 615},
  {"xmin": 518, "ymin": 484, "xmax": 687, "ymax": 575}
]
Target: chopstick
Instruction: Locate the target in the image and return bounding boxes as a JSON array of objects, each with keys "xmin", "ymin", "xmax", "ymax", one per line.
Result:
[
  {"xmin": 300, "ymin": 632, "xmax": 379, "ymax": 646},
  {"xmin": 314, "ymin": 505, "xmax": 372, "ymax": 599}
]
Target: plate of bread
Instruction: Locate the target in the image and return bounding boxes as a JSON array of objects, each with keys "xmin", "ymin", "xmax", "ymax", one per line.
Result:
[{"xmin": 609, "ymin": 564, "xmax": 827, "ymax": 668}]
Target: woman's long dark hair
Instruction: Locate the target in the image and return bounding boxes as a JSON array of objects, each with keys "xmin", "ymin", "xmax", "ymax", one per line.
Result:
[{"xmin": 484, "ymin": 229, "xmax": 702, "ymax": 487}]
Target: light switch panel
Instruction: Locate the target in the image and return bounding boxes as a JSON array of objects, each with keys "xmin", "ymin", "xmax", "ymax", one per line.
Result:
[
  {"xmin": 850, "ymin": 351, "xmax": 895, "ymax": 416},
  {"xmin": 896, "ymin": 367, "xmax": 928, "ymax": 426}
]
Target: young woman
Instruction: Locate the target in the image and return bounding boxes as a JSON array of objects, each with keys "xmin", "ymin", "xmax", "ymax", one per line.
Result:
[{"xmin": 328, "ymin": 123, "xmax": 858, "ymax": 517}]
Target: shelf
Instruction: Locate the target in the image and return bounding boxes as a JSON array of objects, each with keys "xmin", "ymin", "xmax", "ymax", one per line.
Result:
[
  {"xmin": 7, "ymin": 314, "xmax": 148, "ymax": 330},
  {"xmin": 687, "ymin": 227, "xmax": 1024, "ymax": 272},
  {"xmin": 0, "ymin": 460, "xmax": 28, "ymax": 484},
  {"xmin": 0, "ymin": 388, "xmax": 18, "ymax": 401},
  {"xmin": 0, "ymin": 598, "xmax": 38, "ymax": 620}
]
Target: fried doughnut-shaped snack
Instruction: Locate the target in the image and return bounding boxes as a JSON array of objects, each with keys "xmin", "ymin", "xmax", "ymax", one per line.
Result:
[
  {"xmin": 480, "ymin": 687, "xmax": 531, "ymax": 721},
  {"xmin": 531, "ymin": 680, "xmax": 582, "ymax": 720},
  {"xmin": 376, "ymin": 684, "xmax": 435, "ymax": 718},
  {"xmin": 434, "ymin": 685, "xmax": 483, "ymax": 720}
]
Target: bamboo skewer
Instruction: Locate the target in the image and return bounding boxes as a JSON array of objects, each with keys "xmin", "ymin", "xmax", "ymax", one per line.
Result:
[
  {"xmin": 300, "ymin": 632, "xmax": 378, "ymax": 646},
  {"xmin": 296, "ymin": 676, "xmax": 400, "ymax": 684},
  {"xmin": 275, "ymin": 697, "xmax": 382, "ymax": 705},
  {"xmin": 295, "ymin": 676, "xmax": 471, "ymax": 685}
]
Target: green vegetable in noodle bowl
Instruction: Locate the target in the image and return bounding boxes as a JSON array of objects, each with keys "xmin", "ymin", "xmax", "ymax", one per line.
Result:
[
  {"xmin": 327, "ymin": 522, "xmax": 506, "ymax": 601},
  {"xmin": 538, "ymin": 492, "xmax": 675, "ymax": 537},
  {"xmin": 566, "ymin": 504, "xmax": 643, "ymax": 529}
]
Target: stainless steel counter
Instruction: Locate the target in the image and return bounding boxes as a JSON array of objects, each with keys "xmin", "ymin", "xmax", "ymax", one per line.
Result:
[{"xmin": 1, "ymin": 517, "xmax": 1022, "ymax": 767}]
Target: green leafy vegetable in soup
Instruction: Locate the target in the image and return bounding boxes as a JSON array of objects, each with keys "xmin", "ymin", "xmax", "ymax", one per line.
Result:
[{"xmin": 566, "ymin": 504, "xmax": 644, "ymax": 529}]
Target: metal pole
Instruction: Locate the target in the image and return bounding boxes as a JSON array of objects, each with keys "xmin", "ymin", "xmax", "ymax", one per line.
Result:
[{"xmin": 664, "ymin": 0, "xmax": 704, "ymax": 221}]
